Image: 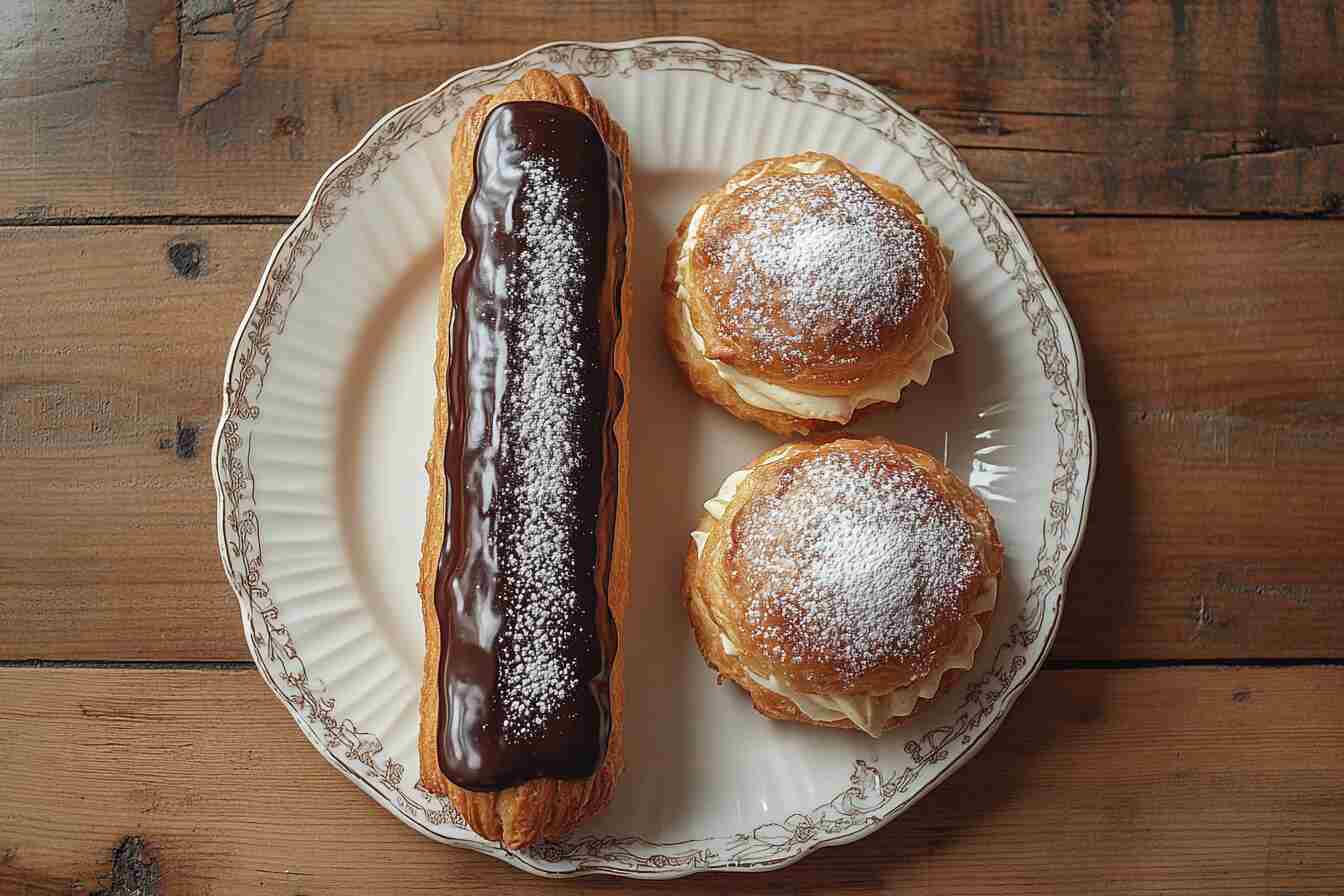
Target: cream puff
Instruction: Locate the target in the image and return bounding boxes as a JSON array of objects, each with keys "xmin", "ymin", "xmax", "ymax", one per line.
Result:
[
  {"xmin": 683, "ymin": 437, "xmax": 1001, "ymax": 736},
  {"xmin": 664, "ymin": 153, "xmax": 953, "ymax": 435}
]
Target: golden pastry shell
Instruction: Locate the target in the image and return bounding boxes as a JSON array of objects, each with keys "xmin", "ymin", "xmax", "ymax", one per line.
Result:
[
  {"xmin": 668, "ymin": 152, "xmax": 952, "ymax": 393},
  {"xmin": 684, "ymin": 436, "xmax": 1002, "ymax": 703}
]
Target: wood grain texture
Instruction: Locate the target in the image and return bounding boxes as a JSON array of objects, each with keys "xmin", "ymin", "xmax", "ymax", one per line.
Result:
[
  {"xmin": 1, "ymin": 219, "xmax": 1341, "ymax": 662},
  {"xmin": 2, "ymin": 0, "xmax": 1342, "ymax": 220},
  {"xmin": 2, "ymin": 666, "xmax": 1342, "ymax": 892},
  {"xmin": 0, "ymin": 225, "xmax": 281, "ymax": 661},
  {"xmin": 1049, "ymin": 218, "xmax": 1344, "ymax": 659},
  {"xmin": 5, "ymin": 3, "xmax": 1342, "ymax": 891}
]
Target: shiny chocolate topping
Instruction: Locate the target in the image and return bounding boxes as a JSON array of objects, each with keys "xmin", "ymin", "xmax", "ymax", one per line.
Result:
[{"xmin": 434, "ymin": 101, "xmax": 625, "ymax": 792}]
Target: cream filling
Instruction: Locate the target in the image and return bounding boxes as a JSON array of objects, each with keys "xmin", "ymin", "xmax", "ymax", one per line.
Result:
[
  {"xmin": 677, "ymin": 161, "xmax": 955, "ymax": 425},
  {"xmin": 689, "ymin": 445, "xmax": 800, "ymax": 554},
  {"xmin": 690, "ymin": 451, "xmax": 998, "ymax": 738},
  {"xmin": 716, "ymin": 581, "xmax": 996, "ymax": 737}
]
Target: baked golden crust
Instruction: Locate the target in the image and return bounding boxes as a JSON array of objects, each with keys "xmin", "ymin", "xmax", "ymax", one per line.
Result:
[
  {"xmin": 662, "ymin": 259, "xmax": 844, "ymax": 436},
  {"xmin": 683, "ymin": 437, "xmax": 1002, "ymax": 732},
  {"xmin": 683, "ymin": 542, "xmax": 969, "ymax": 732},
  {"xmin": 416, "ymin": 69, "xmax": 632, "ymax": 849},
  {"xmin": 662, "ymin": 153, "xmax": 952, "ymax": 433}
]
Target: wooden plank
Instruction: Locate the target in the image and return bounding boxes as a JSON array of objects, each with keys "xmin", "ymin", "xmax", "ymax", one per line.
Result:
[
  {"xmin": 2, "ymin": 0, "xmax": 1342, "ymax": 219},
  {"xmin": 1047, "ymin": 218, "xmax": 1344, "ymax": 660},
  {"xmin": 1, "ymin": 665, "xmax": 1341, "ymax": 893},
  {"xmin": 1, "ymin": 220, "xmax": 1342, "ymax": 662},
  {"xmin": 0, "ymin": 225, "xmax": 281, "ymax": 662}
]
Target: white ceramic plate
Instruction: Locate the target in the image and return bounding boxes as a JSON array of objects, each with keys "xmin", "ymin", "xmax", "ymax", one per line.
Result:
[{"xmin": 213, "ymin": 37, "xmax": 1095, "ymax": 878}]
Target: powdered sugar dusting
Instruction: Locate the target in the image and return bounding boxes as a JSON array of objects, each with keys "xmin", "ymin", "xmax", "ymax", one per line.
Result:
[
  {"xmin": 704, "ymin": 170, "xmax": 930, "ymax": 368},
  {"xmin": 495, "ymin": 157, "xmax": 591, "ymax": 743},
  {"xmin": 734, "ymin": 450, "xmax": 981, "ymax": 682}
]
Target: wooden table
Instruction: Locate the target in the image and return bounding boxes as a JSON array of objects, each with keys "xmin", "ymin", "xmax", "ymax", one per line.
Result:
[{"xmin": 4, "ymin": 3, "xmax": 1343, "ymax": 893}]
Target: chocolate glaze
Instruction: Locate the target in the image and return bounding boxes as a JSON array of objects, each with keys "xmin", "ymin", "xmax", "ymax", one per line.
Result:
[{"xmin": 434, "ymin": 101, "xmax": 626, "ymax": 792}]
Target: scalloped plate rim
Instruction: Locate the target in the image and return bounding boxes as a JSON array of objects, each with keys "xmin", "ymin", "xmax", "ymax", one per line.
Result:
[{"xmin": 211, "ymin": 35, "xmax": 1097, "ymax": 879}]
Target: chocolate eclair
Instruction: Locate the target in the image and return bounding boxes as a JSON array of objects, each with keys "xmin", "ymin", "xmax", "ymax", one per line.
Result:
[{"xmin": 417, "ymin": 70, "xmax": 632, "ymax": 848}]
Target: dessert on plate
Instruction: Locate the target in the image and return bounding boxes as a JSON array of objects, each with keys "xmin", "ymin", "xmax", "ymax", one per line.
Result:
[
  {"xmin": 683, "ymin": 437, "xmax": 1001, "ymax": 736},
  {"xmin": 416, "ymin": 69, "xmax": 633, "ymax": 848},
  {"xmin": 663, "ymin": 152, "xmax": 954, "ymax": 435}
]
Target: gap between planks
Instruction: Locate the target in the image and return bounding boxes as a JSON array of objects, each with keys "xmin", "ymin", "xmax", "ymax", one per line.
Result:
[
  {"xmin": 1, "ymin": 658, "xmax": 1341, "ymax": 671},
  {"xmin": 0, "ymin": 214, "xmax": 297, "ymax": 227},
  {"xmin": 2, "ymin": 212, "xmax": 1344, "ymax": 229}
]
